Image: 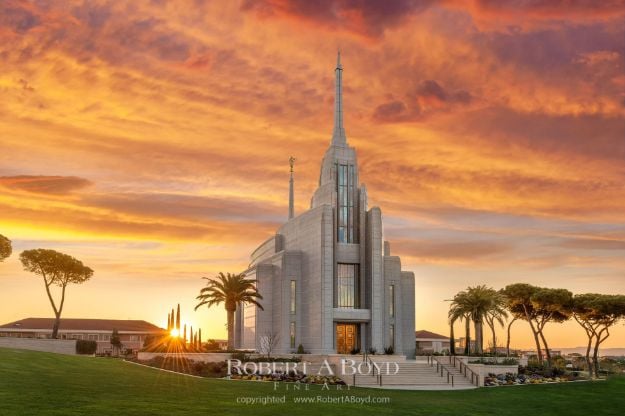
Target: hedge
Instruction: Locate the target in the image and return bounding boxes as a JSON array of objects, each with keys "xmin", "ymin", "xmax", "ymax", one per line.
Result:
[{"xmin": 76, "ymin": 340, "xmax": 97, "ymax": 355}]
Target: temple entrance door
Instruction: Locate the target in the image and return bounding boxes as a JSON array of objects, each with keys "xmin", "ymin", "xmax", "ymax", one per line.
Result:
[{"xmin": 336, "ymin": 323, "xmax": 358, "ymax": 354}]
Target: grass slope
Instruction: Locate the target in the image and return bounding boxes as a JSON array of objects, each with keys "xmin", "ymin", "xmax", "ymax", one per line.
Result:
[{"xmin": 1, "ymin": 347, "xmax": 623, "ymax": 416}]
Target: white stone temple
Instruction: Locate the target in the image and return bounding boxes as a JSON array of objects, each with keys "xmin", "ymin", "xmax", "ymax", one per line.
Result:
[{"xmin": 234, "ymin": 53, "xmax": 416, "ymax": 357}]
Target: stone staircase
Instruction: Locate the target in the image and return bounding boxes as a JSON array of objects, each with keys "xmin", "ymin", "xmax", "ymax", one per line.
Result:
[{"xmin": 348, "ymin": 360, "xmax": 477, "ymax": 389}]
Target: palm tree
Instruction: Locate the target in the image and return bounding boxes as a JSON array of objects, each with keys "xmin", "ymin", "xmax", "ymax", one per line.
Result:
[
  {"xmin": 484, "ymin": 292, "xmax": 508, "ymax": 355},
  {"xmin": 449, "ymin": 285, "xmax": 501, "ymax": 355},
  {"xmin": 448, "ymin": 291, "xmax": 472, "ymax": 355},
  {"xmin": 194, "ymin": 272, "xmax": 264, "ymax": 350},
  {"xmin": 448, "ymin": 317, "xmax": 456, "ymax": 355}
]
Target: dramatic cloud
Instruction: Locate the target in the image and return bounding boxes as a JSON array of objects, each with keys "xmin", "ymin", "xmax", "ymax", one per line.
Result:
[
  {"xmin": 0, "ymin": 0, "xmax": 624, "ymax": 347},
  {"xmin": 241, "ymin": 0, "xmax": 436, "ymax": 38},
  {"xmin": 0, "ymin": 176, "xmax": 92, "ymax": 194},
  {"xmin": 461, "ymin": 0, "xmax": 625, "ymax": 21},
  {"xmin": 559, "ymin": 238, "xmax": 625, "ymax": 251},
  {"xmin": 373, "ymin": 79, "xmax": 473, "ymax": 122},
  {"xmin": 392, "ymin": 238, "xmax": 513, "ymax": 262}
]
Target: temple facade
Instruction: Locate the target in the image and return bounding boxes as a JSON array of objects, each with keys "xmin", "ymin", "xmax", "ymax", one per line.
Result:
[{"xmin": 234, "ymin": 53, "xmax": 416, "ymax": 357}]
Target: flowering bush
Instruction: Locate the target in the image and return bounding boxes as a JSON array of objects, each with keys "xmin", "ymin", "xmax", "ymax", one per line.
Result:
[
  {"xmin": 130, "ymin": 356, "xmax": 229, "ymax": 377},
  {"xmin": 468, "ymin": 358, "xmax": 518, "ymax": 365},
  {"xmin": 230, "ymin": 372, "xmax": 345, "ymax": 385},
  {"xmin": 484, "ymin": 369, "xmax": 587, "ymax": 387}
]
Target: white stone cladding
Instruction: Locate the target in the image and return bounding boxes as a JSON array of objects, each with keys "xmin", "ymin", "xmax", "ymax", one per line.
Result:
[{"xmin": 234, "ymin": 56, "xmax": 416, "ymax": 356}]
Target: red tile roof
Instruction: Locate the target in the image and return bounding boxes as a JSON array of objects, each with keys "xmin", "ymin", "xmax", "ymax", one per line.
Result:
[
  {"xmin": 0, "ymin": 317, "xmax": 165, "ymax": 333},
  {"xmin": 415, "ymin": 330, "xmax": 448, "ymax": 340}
]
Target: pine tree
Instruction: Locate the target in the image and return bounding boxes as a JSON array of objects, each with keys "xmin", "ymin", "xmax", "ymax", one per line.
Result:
[
  {"xmin": 167, "ymin": 313, "xmax": 171, "ymax": 331},
  {"xmin": 183, "ymin": 324, "xmax": 187, "ymax": 342},
  {"xmin": 176, "ymin": 304, "xmax": 181, "ymax": 331}
]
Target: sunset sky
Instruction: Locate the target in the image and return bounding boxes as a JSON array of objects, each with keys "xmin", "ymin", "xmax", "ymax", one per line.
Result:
[{"xmin": 1, "ymin": 0, "xmax": 624, "ymax": 349}]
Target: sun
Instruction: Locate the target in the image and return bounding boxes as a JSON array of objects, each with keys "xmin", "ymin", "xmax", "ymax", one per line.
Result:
[{"xmin": 170, "ymin": 328, "xmax": 179, "ymax": 337}]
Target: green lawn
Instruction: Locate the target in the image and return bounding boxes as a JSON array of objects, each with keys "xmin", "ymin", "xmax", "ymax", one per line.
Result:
[{"xmin": 1, "ymin": 348, "xmax": 623, "ymax": 416}]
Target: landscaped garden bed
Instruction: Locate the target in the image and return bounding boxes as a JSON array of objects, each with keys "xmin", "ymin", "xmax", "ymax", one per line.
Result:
[
  {"xmin": 230, "ymin": 373, "xmax": 345, "ymax": 385},
  {"xmin": 128, "ymin": 355, "xmax": 229, "ymax": 378},
  {"xmin": 484, "ymin": 364, "xmax": 589, "ymax": 387},
  {"xmin": 129, "ymin": 355, "xmax": 346, "ymax": 385}
]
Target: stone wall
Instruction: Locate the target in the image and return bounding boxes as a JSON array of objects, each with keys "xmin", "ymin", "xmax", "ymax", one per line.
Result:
[
  {"xmin": 0, "ymin": 338, "xmax": 77, "ymax": 355},
  {"xmin": 137, "ymin": 352, "xmax": 232, "ymax": 362},
  {"xmin": 466, "ymin": 364, "xmax": 519, "ymax": 387}
]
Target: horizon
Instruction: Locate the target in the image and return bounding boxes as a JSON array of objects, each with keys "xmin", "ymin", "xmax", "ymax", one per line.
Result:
[{"xmin": 1, "ymin": 1, "xmax": 624, "ymax": 350}]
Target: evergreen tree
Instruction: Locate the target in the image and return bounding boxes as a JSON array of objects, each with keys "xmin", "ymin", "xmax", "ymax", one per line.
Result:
[{"xmin": 111, "ymin": 328, "xmax": 122, "ymax": 356}]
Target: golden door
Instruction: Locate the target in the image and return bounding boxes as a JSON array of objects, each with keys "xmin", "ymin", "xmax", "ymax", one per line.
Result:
[{"xmin": 336, "ymin": 323, "xmax": 357, "ymax": 354}]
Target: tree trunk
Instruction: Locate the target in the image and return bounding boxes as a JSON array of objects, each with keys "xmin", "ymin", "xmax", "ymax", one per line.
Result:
[
  {"xmin": 506, "ymin": 317, "xmax": 517, "ymax": 357},
  {"xmin": 449, "ymin": 321, "xmax": 456, "ymax": 355},
  {"xmin": 474, "ymin": 321, "xmax": 483, "ymax": 355},
  {"xmin": 538, "ymin": 330, "xmax": 552, "ymax": 365},
  {"xmin": 226, "ymin": 308, "xmax": 235, "ymax": 350},
  {"xmin": 464, "ymin": 318, "xmax": 471, "ymax": 356},
  {"xmin": 52, "ymin": 314, "xmax": 61, "ymax": 339},
  {"xmin": 585, "ymin": 333, "xmax": 594, "ymax": 378},
  {"xmin": 523, "ymin": 306, "xmax": 543, "ymax": 363},
  {"xmin": 490, "ymin": 321, "xmax": 497, "ymax": 356},
  {"xmin": 592, "ymin": 341, "xmax": 600, "ymax": 378},
  {"xmin": 593, "ymin": 328, "xmax": 608, "ymax": 378},
  {"xmin": 593, "ymin": 338, "xmax": 601, "ymax": 378},
  {"xmin": 531, "ymin": 330, "xmax": 543, "ymax": 364}
]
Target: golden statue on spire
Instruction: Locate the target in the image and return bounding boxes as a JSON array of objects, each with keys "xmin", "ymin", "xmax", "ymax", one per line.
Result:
[{"xmin": 289, "ymin": 156, "xmax": 296, "ymax": 173}]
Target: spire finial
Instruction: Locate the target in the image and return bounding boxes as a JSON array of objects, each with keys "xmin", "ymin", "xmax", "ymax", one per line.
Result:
[
  {"xmin": 332, "ymin": 52, "xmax": 346, "ymax": 146},
  {"xmin": 288, "ymin": 156, "xmax": 295, "ymax": 220}
]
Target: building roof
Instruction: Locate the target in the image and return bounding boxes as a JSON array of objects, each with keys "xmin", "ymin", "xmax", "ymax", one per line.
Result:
[
  {"xmin": 415, "ymin": 330, "xmax": 448, "ymax": 340},
  {"xmin": 0, "ymin": 317, "xmax": 165, "ymax": 333}
]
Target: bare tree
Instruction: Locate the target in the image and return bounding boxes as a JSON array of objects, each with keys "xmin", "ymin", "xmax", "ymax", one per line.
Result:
[{"xmin": 259, "ymin": 331, "xmax": 280, "ymax": 359}]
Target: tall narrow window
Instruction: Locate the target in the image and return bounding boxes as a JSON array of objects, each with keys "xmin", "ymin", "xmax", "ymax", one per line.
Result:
[
  {"xmin": 290, "ymin": 280, "xmax": 296, "ymax": 315},
  {"xmin": 337, "ymin": 264, "xmax": 359, "ymax": 308},
  {"xmin": 389, "ymin": 285, "xmax": 395, "ymax": 317},
  {"xmin": 290, "ymin": 322, "xmax": 296, "ymax": 348},
  {"xmin": 336, "ymin": 163, "xmax": 357, "ymax": 243}
]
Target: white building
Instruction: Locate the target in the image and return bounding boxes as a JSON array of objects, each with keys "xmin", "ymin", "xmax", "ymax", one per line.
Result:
[
  {"xmin": 0, "ymin": 317, "xmax": 165, "ymax": 354},
  {"xmin": 234, "ymin": 53, "xmax": 416, "ymax": 357},
  {"xmin": 415, "ymin": 330, "xmax": 450, "ymax": 354}
]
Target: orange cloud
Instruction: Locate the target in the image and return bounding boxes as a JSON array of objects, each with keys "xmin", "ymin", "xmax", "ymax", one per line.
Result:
[
  {"xmin": 0, "ymin": 176, "xmax": 92, "ymax": 194},
  {"xmin": 0, "ymin": 0, "xmax": 624, "ymax": 347}
]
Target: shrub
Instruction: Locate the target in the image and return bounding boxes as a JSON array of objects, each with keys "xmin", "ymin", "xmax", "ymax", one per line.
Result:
[
  {"xmin": 76, "ymin": 340, "xmax": 97, "ymax": 355},
  {"xmin": 230, "ymin": 351, "xmax": 251, "ymax": 362},
  {"xmin": 296, "ymin": 344, "xmax": 306, "ymax": 354},
  {"xmin": 367, "ymin": 347, "xmax": 377, "ymax": 355},
  {"xmin": 204, "ymin": 339, "xmax": 222, "ymax": 350},
  {"xmin": 384, "ymin": 346, "xmax": 394, "ymax": 355},
  {"xmin": 350, "ymin": 347, "xmax": 361, "ymax": 355}
]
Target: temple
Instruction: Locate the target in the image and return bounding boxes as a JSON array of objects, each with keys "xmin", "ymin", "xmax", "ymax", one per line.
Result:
[{"xmin": 234, "ymin": 53, "xmax": 416, "ymax": 356}]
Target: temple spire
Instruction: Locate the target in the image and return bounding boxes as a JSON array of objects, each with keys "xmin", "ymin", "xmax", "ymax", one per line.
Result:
[
  {"xmin": 332, "ymin": 50, "xmax": 346, "ymax": 146},
  {"xmin": 288, "ymin": 156, "xmax": 295, "ymax": 220}
]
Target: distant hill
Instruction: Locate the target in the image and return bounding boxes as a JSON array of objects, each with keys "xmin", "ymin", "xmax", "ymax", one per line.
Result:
[{"xmin": 556, "ymin": 347, "xmax": 625, "ymax": 357}]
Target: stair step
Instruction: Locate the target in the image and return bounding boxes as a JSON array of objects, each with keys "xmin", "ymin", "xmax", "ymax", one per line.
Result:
[{"xmin": 346, "ymin": 361, "xmax": 477, "ymax": 388}]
